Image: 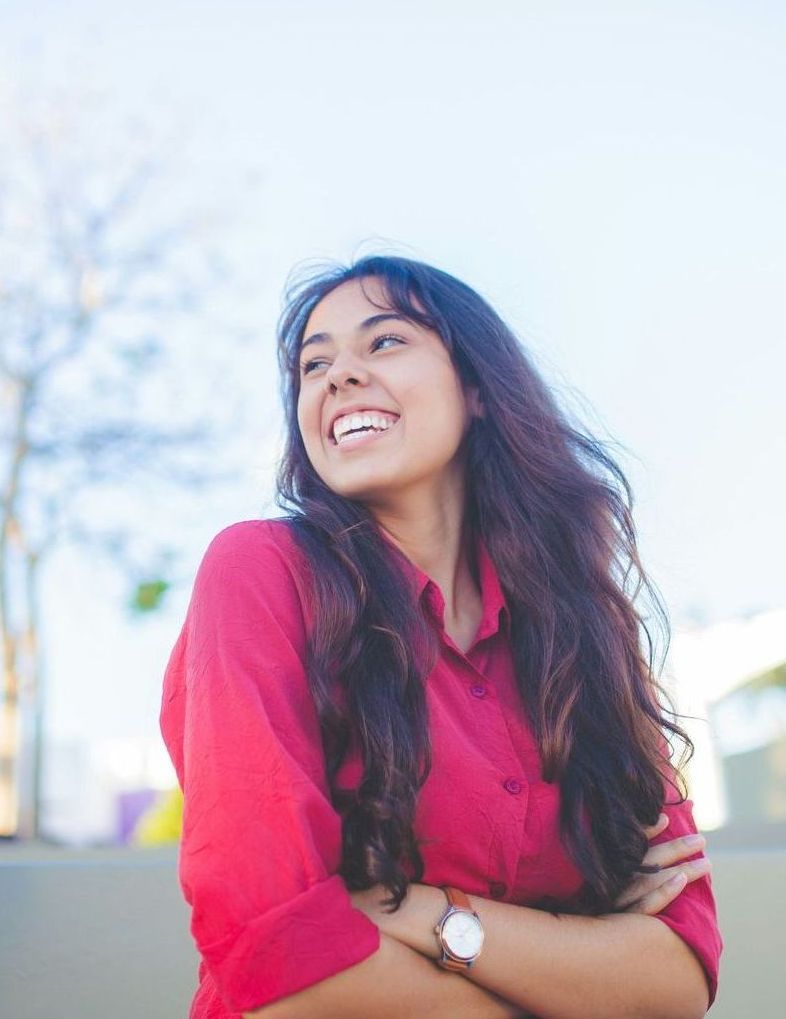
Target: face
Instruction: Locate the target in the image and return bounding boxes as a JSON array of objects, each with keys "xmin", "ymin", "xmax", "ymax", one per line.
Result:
[{"xmin": 296, "ymin": 276, "xmax": 482, "ymax": 512}]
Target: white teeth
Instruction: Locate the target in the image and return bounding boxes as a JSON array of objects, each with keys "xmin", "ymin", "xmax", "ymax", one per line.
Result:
[
  {"xmin": 332, "ymin": 411, "xmax": 398, "ymax": 441},
  {"xmin": 338, "ymin": 430, "xmax": 371, "ymax": 446}
]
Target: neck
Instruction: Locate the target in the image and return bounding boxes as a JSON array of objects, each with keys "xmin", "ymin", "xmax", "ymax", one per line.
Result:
[{"xmin": 373, "ymin": 504, "xmax": 479, "ymax": 624}]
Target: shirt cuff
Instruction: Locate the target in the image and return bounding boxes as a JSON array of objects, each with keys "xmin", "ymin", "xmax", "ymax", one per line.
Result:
[{"xmin": 198, "ymin": 873, "xmax": 382, "ymax": 1013}]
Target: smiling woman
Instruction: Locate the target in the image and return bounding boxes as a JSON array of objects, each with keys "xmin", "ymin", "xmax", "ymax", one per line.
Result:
[{"xmin": 160, "ymin": 254, "xmax": 722, "ymax": 1019}]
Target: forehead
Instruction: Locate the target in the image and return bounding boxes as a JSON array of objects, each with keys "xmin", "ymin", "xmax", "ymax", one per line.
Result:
[{"xmin": 304, "ymin": 277, "xmax": 398, "ymax": 333}]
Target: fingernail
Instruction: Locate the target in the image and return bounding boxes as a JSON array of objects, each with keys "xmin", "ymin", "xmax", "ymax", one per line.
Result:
[
  {"xmin": 669, "ymin": 872, "xmax": 687, "ymax": 887},
  {"xmin": 684, "ymin": 834, "xmax": 705, "ymax": 848},
  {"xmin": 658, "ymin": 813, "xmax": 668, "ymax": 826}
]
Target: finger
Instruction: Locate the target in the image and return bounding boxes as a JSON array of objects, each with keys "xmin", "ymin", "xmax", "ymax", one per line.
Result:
[
  {"xmin": 614, "ymin": 877, "xmax": 651, "ymax": 910},
  {"xmin": 639, "ymin": 833, "xmax": 707, "ymax": 871},
  {"xmin": 630, "ymin": 870, "xmax": 689, "ymax": 914},
  {"xmin": 615, "ymin": 852, "xmax": 711, "ymax": 909},
  {"xmin": 621, "ymin": 857, "xmax": 713, "ymax": 915},
  {"xmin": 642, "ymin": 813, "xmax": 669, "ymax": 839}
]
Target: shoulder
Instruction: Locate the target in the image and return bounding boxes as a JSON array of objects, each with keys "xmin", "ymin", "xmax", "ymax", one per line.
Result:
[
  {"xmin": 191, "ymin": 517, "xmax": 315, "ymax": 633},
  {"xmin": 200, "ymin": 516, "xmax": 306, "ymax": 566}
]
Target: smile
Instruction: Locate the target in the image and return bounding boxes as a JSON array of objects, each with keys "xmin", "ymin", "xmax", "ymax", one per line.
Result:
[{"xmin": 330, "ymin": 416, "xmax": 400, "ymax": 450}]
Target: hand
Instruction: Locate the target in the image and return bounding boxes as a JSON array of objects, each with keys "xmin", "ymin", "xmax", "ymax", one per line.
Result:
[{"xmin": 614, "ymin": 812, "xmax": 713, "ymax": 915}]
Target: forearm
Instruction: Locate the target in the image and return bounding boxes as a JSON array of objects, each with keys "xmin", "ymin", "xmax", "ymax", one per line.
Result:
[
  {"xmin": 242, "ymin": 931, "xmax": 528, "ymax": 1019},
  {"xmin": 367, "ymin": 885, "xmax": 709, "ymax": 1019}
]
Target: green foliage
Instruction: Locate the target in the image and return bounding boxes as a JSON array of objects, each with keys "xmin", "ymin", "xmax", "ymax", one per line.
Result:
[{"xmin": 129, "ymin": 579, "xmax": 170, "ymax": 614}]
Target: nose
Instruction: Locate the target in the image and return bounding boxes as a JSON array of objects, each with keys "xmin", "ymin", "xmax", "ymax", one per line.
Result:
[{"xmin": 324, "ymin": 352, "xmax": 370, "ymax": 392}]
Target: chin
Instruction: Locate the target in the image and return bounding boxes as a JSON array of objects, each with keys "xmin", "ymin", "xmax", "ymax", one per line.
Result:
[{"xmin": 323, "ymin": 471, "xmax": 396, "ymax": 501}]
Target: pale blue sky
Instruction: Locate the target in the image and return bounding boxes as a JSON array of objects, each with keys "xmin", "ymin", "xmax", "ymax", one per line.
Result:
[{"xmin": 1, "ymin": 3, "xmax": 784, "ymax": 786}]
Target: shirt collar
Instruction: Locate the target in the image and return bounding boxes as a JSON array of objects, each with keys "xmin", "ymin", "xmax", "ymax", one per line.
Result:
[{"xmin": 379, "ymin": 528, "xmax": 510, "ymax": 642}]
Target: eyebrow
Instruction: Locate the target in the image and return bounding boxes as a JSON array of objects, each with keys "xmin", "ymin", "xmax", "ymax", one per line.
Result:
[{"xmin": 300, "ymin": 313, "xmax": 413, "ymax": 353}]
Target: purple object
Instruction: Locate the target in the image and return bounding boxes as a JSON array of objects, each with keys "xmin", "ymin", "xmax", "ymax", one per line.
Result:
[{"xmin": 116, "ymin": 787, "xmax": 159, "ymax": 844}]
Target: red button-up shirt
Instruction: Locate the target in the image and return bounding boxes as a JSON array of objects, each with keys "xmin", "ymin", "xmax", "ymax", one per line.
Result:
[{"xmin": 160, "ymin": 518, "xmax": 722, "ymax": 1017}]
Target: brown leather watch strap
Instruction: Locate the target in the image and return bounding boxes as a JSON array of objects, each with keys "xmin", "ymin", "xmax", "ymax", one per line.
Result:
[{"xmin": 443, "ymin": 885, "xmax": 473, "ymax": 910}]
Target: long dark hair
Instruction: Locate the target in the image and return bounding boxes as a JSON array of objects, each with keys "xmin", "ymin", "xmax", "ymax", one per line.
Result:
[{"xmin": 273, "ymin": 254, "xmax": 693, "ymax": 914}]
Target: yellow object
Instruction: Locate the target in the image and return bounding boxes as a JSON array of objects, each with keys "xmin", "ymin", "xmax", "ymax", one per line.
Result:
[{"xmin": 131, "ymin": 786, "xmax": 183, "ymax": 845}]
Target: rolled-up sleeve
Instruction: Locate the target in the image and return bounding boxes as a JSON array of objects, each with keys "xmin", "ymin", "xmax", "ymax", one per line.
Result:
[
  {"xmin": 159, "ymin": 520, "xmax": 381, "ymax": 1013},
  {"xmin": 650, "ymin": 767, "xmax": 724, "ymax": 1009}
]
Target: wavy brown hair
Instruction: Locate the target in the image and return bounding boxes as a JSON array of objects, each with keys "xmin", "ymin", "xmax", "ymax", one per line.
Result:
[{"xmin": 273, "ymin": 254, "xmax": 694, "ymax": 915}]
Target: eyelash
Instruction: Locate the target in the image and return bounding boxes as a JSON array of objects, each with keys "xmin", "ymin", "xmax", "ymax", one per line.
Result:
[{"xmin": 300, "ymin": 334, "xmax": 403, "ymax": 375}]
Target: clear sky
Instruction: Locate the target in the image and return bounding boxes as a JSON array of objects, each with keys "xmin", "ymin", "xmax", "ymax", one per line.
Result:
[{"xmin": 1, "ymin": 2, "xmax": 784, "ymax": 799}]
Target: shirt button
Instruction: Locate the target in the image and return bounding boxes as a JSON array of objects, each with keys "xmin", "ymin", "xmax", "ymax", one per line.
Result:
[
  {"xmin": 470, "ymin": 684, "xmax": 487, "ymax": 698},
  {"xmin": 503, "ymin": 777, "xmax": 522, "ymax": 795},
  {"xmin": 489, "ymin": 881, "xmax": 507, "ymax": 898}
]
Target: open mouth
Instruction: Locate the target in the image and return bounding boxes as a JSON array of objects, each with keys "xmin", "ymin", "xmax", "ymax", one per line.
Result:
[{"xmin": 329, "ymin": 415, "xmax": 400, "ymax": 448}]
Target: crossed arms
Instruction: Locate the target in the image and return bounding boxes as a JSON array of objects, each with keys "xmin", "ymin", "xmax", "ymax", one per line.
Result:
[{"xmin": 243, "ymin": 875, "xmax": 710, "ymax": 1019}]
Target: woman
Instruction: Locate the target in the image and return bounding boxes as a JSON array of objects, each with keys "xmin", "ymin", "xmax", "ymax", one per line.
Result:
[{"xmin": 160, "ymin": 255, "xmax": 722, "ymax": 1018}]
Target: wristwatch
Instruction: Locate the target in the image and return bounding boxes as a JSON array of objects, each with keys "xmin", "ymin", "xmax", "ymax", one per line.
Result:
[{"xmin": 434, "ymin": 885, "xmax": 485, "ymax": 971}]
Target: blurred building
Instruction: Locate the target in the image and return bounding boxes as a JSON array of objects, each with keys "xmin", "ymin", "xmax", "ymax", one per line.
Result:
[{"xmin": 667, "ymin": 606, "xmax": 786, "ymax": 830}]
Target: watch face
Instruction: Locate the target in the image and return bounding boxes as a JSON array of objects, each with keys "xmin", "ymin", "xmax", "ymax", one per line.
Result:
[{"xmin": 442, "ymin": 910, "xmax": 484, "ymax": 959}]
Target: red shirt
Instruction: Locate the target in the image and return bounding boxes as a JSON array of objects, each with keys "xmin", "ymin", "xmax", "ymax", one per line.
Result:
[{"xmin": 160, "ymin": 518, "xmax": 723, "ymax": 1017}]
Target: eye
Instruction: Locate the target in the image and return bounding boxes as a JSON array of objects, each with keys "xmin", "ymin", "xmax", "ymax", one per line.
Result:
[
  {"xmin": 300, "ymin": 333, "xmax": 404, "ymax": 375},
  {"xmin": 371, "ymin": 333, "xmax": 404, "ymax": 352}
]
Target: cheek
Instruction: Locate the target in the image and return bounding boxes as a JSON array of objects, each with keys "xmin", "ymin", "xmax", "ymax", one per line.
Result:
[
  {"xmin": 296, "ymin": 396, "xmax": 319, "ymax": 443},
  {"xmin": 411, "ymin": 377, "xmax": 466, "ymax": 436}
]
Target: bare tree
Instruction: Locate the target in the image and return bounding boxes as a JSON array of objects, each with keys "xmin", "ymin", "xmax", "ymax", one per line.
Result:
[{"xmin": 0, "ymin": 85, "xmax": 257, "ymax": 838}]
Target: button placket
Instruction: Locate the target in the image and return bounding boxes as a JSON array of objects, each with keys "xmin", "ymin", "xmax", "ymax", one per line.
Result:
[
  {"xmin": 449, "ymin": 643, "xmax": 495, "ymax": 702},
  {"xmin": 447, "ymin": 634, "xmax": 529, "ymax": 903},
  {"xmin": 486, "ymin": 768, "xmax": 528, "ymax": 908}
]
